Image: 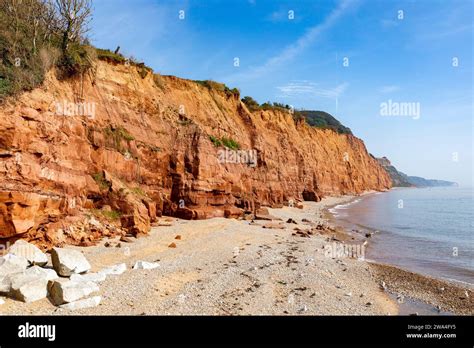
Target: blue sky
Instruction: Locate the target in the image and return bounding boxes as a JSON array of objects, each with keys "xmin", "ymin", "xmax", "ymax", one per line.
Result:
[{"xmin": 90, "ymin": 0, "xmax": 473, "ymax": 186}]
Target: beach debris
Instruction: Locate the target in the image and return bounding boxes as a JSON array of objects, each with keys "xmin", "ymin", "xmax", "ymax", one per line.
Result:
[
  {"xmin": 8, "ymin": 240, "xmax": 48, "ymax": 266},
  {"xmin": 120, "ymin": 236, "xmax": 134, "ymax": 243},
  {"xmin": 175, "ymin": 235, "xmax": 182, "ymax": 240},
  {"xmin": 345, "ymin": 292, "xmax": 353, "ymax": 297},
  {"xmin": 51, "ymin": 248, "xmax": 91, "ymax": 277},
  {"xmin": 396, "ymin": 294, "xmax": 405, "ymax": 303},
  {"xmin": 59, "ymin": 295, "xmax": 101, "ymax": 311},
  {"xmin": 9, "ymin": 273, "xmax": 49, "ymax": 303},
  {"xmin": 133, "ymin": 261, "xmax": 160, "ymax": 270},
  {"xmin": 168, "ymin": 242, "xmax": 177, "ymax": 248},
  {"xmin": 0, "ymin": 298, "xmax": 4, "ymax": 305},
  {"xmin": 380, "ymin": 281, "xmax": 387, "ymax": 291},
  {"xmin": 70, "ymin": 272, "xmax": 107, "ymax": 283},
  {"xmin": 298, "ymin": 305, "xmax": 308, "ymax": 313},
  {"xmin": 291, "ymin": 228, "xmax": 313, "ymax": 238},
  {"xmin": 99, "ymin": 263, "xmax": 126, "ymax": 276},
  {"xmin": 48, "ymin": 278, "xmax": 99, "ymax": 305}
]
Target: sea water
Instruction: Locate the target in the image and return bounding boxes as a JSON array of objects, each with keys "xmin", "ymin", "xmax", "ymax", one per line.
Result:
[{"xmin": 329, "ymin": 187, "xmax": 473, "ymax": 286}]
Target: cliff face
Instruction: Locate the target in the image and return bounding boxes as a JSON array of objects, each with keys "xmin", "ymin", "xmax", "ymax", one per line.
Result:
[
  {"xmin": 376, "ymin": 157, "xmax": 456, "ymax": 188},
  {"xmin": 0, "ymin": 61, "xmax": 391, "ymax": 247}
]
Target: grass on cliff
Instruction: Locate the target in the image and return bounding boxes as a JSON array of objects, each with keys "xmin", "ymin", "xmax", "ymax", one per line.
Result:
[
  {"xmin": 209, "ymin": 135, "xmax": 240, "ymax": 150},
  {"xmin": 242, "ymin": 96, "xmax": 292, "ymax": 113},
  {"xmin": 90, "ymin": 208, "xmax": 122, "ymax": 221},
  {"xmin": 294, "ymin": 110, "xmax": 352, "ymax": 135},
  {"xmin": 92, "ymin": 172, "xmax": 111, "ymax": 191},
  {"xmin": 193, "ymin": 80, "xmax": 240, "ymax": 98},
  {"xmin": 103, "ymin": 125, "xmax": 135, "ymax": 154}
]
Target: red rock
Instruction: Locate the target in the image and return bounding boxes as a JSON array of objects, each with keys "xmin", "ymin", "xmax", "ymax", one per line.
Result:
[
  {"xmin": 168, "ymin": 242, "xmax": 177, "ymax": 248},
  {"xmin": 0, "ymin": 60, "xmax": 391, "ymax": 247}
]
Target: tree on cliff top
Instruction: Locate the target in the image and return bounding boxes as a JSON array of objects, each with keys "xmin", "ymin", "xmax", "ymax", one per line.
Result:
[
  {"xmin": 54, "ymin": 0, "xmax": 92, "ymax": 53},
  {"xmin": 0, "ymin": 0, "xmax": 93, "ymax": 101}
]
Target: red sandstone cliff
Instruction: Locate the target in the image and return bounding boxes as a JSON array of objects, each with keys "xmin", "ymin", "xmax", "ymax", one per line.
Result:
[{"xmin": 0, "ymin": 61, "xmax": 391, "ymax": 247}]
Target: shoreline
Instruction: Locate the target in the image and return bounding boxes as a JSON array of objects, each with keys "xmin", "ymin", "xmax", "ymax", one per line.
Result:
[
  {"xmin": 323, "ymin": 191, "xmax": 474, "ymax": 315},
  {"xmin": 0, "ymin": 194, "xmax": 472, "ymax": 315}
]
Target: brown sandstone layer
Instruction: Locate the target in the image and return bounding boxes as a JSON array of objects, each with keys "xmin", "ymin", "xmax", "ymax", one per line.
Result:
[{"xmin": 0, "ymin": 61, "xmax": 391, "ymax": 248}]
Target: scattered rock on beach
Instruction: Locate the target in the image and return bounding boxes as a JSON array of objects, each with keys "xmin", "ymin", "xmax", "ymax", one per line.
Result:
[
  {"xmin": 59, "ymin": 296, "xmax": 101, "ymax": 311},
  {"xmin": 48, "ymin": 278, "xmax": 99, "ymax": 305},
  {"xmin": 24, "ymin": 266, "xmax": 58, "ymax": 280},
  {"xmin": 9, "ymin": 273, "xmax": 49, "ymax": 303},
  {"xmin": 286, "ymin": 218, "xmax": 297, "ymax": 224},
  {"xmin": 1, "ymin": 254, "xmax": 28, "ymax": 272},
  {"xmin": 51, "ymin": 248, "xmax": 91, "ymax": 277},
  {"xmin": 8, "ymin": 240, "xmax": 48, "ymax": 266},
  {"xmin": 133, "ymin": 261, "xmax": 160, "ymax": 270},
  {"xmin": 120, "ymin": 236, "xmax": 134, "ymax": 243},
  {"xmin": 168, "ymin": 242, "xmax": 177, "ymax": 248},
  {"xmin": 175, "ymin": 235, "xmax": 182, "ymax": 240}
]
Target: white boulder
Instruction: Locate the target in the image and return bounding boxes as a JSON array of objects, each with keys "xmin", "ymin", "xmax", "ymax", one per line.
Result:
[
  {"xmin": 1, "ymin": 254, "xmax": 28, "ymax": 272},
  {"xmin": 48, "ymin": 278, "xmax": 99, "ymax": 305},
  {"xmin": 25, "ymin": 266, "xmax": 58, "ymax": 281},
  {"xmin": 9, "ymin": 273, "xmax": 49, "ymax": 303},
  {"xmin": 51, "ymin": 248, "xmax": 91, "ymax": 276},
  {"xmin": 8, "ymin": 240, "xmax": 48, "ymax": 266},
  {"xmin": 132, "ymin": 261, "xmax": 160, "ymax": 270}
]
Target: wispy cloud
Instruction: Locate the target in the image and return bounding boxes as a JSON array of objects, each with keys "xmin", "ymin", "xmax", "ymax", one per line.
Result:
[
  {"xmin": 266, "ymin": 9, "xmax": 292, "ymax": 23},
  {"xmin": 379, "ymin": 85, "xmax": 400, "ymax": 94},
  {"xmin": 276, "ymin": 81, "xmax": 349, "ymax": 100},
  {"xmin": 226, "ymin": 0, "xmax": 356, "ymax": 82}
]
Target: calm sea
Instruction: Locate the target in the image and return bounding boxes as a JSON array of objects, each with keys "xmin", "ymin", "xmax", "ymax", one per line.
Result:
[{"xmin": 329, "ymin": 187, "xmax": 474, "ymax": 286}]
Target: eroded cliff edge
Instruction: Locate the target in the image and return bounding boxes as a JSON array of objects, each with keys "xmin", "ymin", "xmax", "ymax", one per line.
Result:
[{"xmin": 0, "ymin": 61, "xmax": 391, "ymax": 247}]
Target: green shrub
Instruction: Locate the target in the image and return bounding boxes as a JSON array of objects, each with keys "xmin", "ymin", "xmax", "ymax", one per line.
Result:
[
  {"xmin": 241, "ymin": 96, "xmax": 260, "ymax": 112},
  {"xmin": 294, "ymin": 110, "xmax": 352, "ymax": 135},
  {"xmin": 209, "ymin": 135, "xmax": 240, "ymax": 150},
  {"xmin": 57, "ymin": 44, "xmax": 95, "ymax": 78},
  {"xmin": 91, "ymin": 172, "xmax": 111, "ymax": 190},
  {"xmin": 130, "ymin": 187, "xmax": 147, "ymax": 197},
  {"xmin": 221, "ymin": 137, "xmax": 240, "ymax": 150},
  {"xmin": 95, "ymin": 48, "xmax": 126, "ymax": 64},
  {"xmin": 103, "ymin": 126, "xmax": 135, "ymax": 153},
  {"xmin": 91, "ymin": 208, "xmax": 122, "ymax": 220},
  {"xmin": 209, "ymin": 135, "xmax": 222, "ymax": 147}
]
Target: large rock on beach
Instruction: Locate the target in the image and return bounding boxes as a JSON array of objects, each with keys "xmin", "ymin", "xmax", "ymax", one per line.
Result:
[{"xmin": 51, "ymin": 248, "xmax": 91, "ymax": 276}]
